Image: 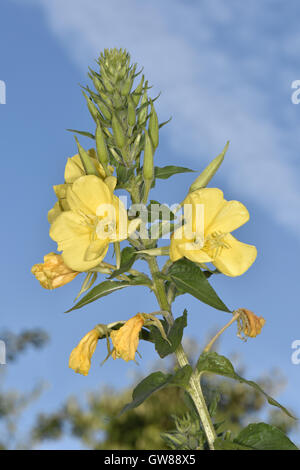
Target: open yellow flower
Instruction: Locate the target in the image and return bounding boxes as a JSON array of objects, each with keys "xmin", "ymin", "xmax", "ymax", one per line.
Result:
[
  {"xmin": 50, "ymin": 174, "xmax": 140, "ymax": 272},
  {"xmin": 110, "ymin": 314, "xmax": 145, "ymax": 362},
  {"xmin": 69, "ymin": 328, "xmax": 100, "ymax": 375},
  {"xmin": 170, "ymin": 188, "xmax": 257, "ymax": 277},
  {"xmin": 31, "ymin": 253, "xmax": 79, "ymax": 289},
  {"xmin": 48, "ymin": 149, "xmax": 112, "ymax": 224}
]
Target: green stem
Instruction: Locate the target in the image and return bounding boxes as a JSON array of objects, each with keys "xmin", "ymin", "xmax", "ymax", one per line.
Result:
[{"xmin": 147, "ymin": 257, "xmax": 217, "ymax": 450}]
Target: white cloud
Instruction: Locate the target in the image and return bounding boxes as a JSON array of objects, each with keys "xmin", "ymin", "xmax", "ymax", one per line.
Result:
[{"xmin": 13, "ymin": 0, "xmax": 300, "ymax": 237}]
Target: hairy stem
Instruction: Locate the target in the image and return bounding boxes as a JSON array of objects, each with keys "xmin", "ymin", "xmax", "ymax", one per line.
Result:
[{"xmin": 147, "ymin": 257, "xmax": 217, "ymax": 450}]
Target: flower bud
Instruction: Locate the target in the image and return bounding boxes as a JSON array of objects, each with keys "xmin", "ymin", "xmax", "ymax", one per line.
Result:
[
  {"xmin": 189, "ymin": 141, "xmax": 229, "ymax": 193},
  {"xmin": 110, "ymin": 313, "xmax": 145, "ymax": 362},
  {"xmin": 69, "ymin": 328, "xmax": 100, "ymax": 375},
  {"xmin": 82, "ymin": 91, "xmax": 99, "ymax": 122},
  {"xmin": 132, "ymin": 75, "xmax": 144, "ymax": 107},
  {"xmin": 112, "ymin": 113, "xmax": 126, "ymax": 149},
  {"xmin": 143, "ymin": 129, "xmax": 154, "ymax": 182},
  {"xmin": 121, "ymin": 76, "xmax": 133, "ymax": 96},
  {"xmin": 95, "ymin": 97, "xmax": 111, "ymax": 121},
  {"xmin": 138, "ymin": 86, "xmax": 148, "ymax": 125},
  {"xmin": 75, "ymin": 137, "xmax": 98, "ymax": 176},
  {"xmin": 91, "ymin": 74, "xmax": 103, "ymax": 93},
  {"xmin": 149, "ymin": 100, "xmax": 159, "ymax": 149},
  {"xmin": 127, "ymin": 95, "xmax": 136, "ymax": 127},
  {"xmin": 31, "ymin": 253, "xmax": 79, "ymax": 289},
  {"xmin": 95, "ymin": 122, "xmax": 109, "ymax": 170}
]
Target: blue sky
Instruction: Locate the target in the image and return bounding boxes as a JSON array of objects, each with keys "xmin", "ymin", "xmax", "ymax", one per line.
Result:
[{"xmin": 1, "ymin": 0, "xmax": 300, "ymax": 449}]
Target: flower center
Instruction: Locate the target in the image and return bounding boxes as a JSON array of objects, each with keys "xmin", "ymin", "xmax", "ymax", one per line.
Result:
[
  {"xmin": 95, "ymin": 218, "xmax": 116, "ymax": 239},
  {"xmin": 203, "ymin": 231, "xmax": 231, "ymax": 259}
]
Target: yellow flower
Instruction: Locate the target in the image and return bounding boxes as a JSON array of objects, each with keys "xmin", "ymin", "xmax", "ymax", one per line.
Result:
[
  {"xmin": 237, "ymin": 308, "xmax": 266, "ymax": 338},
  {"xmin": 31, "ymin": 253, "xmax": 79, "ymax": 289},
  {"xmin": 110, "ymin": 314, "xmax": 145, "ymax": 362},
  {"xmin": 69, "ymin": 328, "xmax": 100, "ymax": 375},
  {"xmin": 170, "ymin": 188, "xmax": 257, "ymax": 277},
  {"xmin": 48, "ymin": 149, "xmax": 112, "ymax": 224},
  {"xmin": 50, "ymin": 174, "xmax": 140, "ymax": 272}
]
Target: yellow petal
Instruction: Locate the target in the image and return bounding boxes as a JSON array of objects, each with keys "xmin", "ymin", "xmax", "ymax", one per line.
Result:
[
  {"xmin": 104, "ymin": 176, "xmax": 117, "ymax": 193},
  {"xmin": 110, "ymin": 314, "xmax": 144, "ymax": 362},
  {"xmin": 65, "ymin": 151, "xmax": 107, "ymax": 183},
  {"xmin": 69, "ymin": 328, "xmax": 99, "ymax": 375},
  {"xmin": 170, "ymin": 227, "xmax": 212, "ymax": 263},
  {"xmin": 70, "ymin": 175, "xmax": 112, "ymax": 214},
  {"xmin": 63, "ymin": 238, "xmax": 108, "ymax": 272},
  {"xmin": 84, "ymin": 239, "xmax": 109, "ymax": 262},
  {"xmin": 50, "ymin": 211, "xmax": 91, "ymax": 245},
  {"xmin": 183, "ymin": 188, "xmax": 225, "ymax": 233},
  {"xmin": 213, "ymin": 234, "xmax": 257, "ymax": 277},
  {"xmin": 207, "ymin": 200, "xmax": 250, "ymax": 235},
  {"xmin": 50, "ymin": 211, "xmax": 103, "ymax": 271},
  {"xmin": 48, "ymin": 201, "xmax": 62, "ymax": 224}
]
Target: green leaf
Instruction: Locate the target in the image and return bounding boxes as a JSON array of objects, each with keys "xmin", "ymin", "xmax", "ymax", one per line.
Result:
[
  {"xmin": 66, "ymin": 129, "xmax": 95, "ymax": 140},
  {"xmin": 168, "ymin": 259, "xmax": 230, "ymax": 312},
  {"xmin": 233, "ymin": 423, "xmax": 298, "ymax": 450},
  {"xmin": 214, "ymin": 438, "xmax": 251, "ymax": 450},
  {"xmin": 169, "ymin": 365, "xmax": 193, "ymax": 388},
  {"xmin": 109, "ymin": 247, "xmax": 138, "ymax": 279},
  {"xmin": 121, "ymin": 365, "xmax": 192, "ymax": 413},
  {"xmin": 149, "ymin": 310, "xmax": 188, "ymax": 358},
  {"xmin": 197, "ymin": 352, "xmax": 294, "ymax": 419},
  {"xmin": 154, "ymin": 165, "xmax": 194, "ymax": 180},
  {"xmin": 66, "ymin": 278, "xmax": 150, "ymax": 312}
]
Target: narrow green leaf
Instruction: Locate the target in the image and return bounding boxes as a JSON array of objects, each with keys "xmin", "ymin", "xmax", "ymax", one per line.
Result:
[
  {"xmin": 149, "ymin": 310, "xmax": 188, "ymax": 358},
  {"xmin": 197, "ymin": 352, "xmax": 295, "ymax": 419},
  {"xmin": 234, "ymin": 423, "xmax": 298, "ymax": 450},
  {"xmin": 154, "ymin": 165, "xmax": 194, "ymax": 180},
  {"xmin": 66, "ymin": 129, "xmax": 95, "ymax": 140},
  {"xmin": 121, "ymin": 365, "xmax": 192, "ymax": 414},
  {"xmin": 168, "ymin": 259, "xmax": 230, "ymax": 312},
  {"xmin": 66, "ymin": 278, "xmax": 150, "ymax": 312}
]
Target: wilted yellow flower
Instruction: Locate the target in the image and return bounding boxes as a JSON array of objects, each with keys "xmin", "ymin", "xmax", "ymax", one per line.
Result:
[
  {"xmin": 237, "ymin": 308, "xmax": 266, "ymax": 338},
  {"xmin": 110, "ymin": 314, "xmax": 145, "ymax": 362},
  {"xmin": 69, "ymin": 328, "xmax": 100, "ymax": 375},
  {"xmin": 31, "ymin": 253, "xmax": 79, "ymax": 289},
  {"xmin": 50, "ymin": 174, "xmax": 140, "ymax": 272},
  {"xmin": 170, "ymin": 188, "xmax": 257, "ymax": 277},
  {"xmin": 48, "ymin": 150, "xmax": 113, "ymax": 224}
]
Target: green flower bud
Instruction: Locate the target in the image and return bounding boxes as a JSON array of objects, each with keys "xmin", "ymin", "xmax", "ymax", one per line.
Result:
[
  {"xmin": 127, "ymin": 95, "xmax": 136, "ymax": 127},
  {"xmin": 91, "ymin": 74, "xmax": 103, "ymax": 93},
  {"xmin": 143, "ymin": 129, "xmax": 154, "ymax": 181},
  {"xmin": 82, "ymin": 91, "xmax": 99, "ymax": 122},
  {"xmin": 94, "ymin": 98, "xmax": 112, "ymax": 121},
  {"xmin": 189, "ymin": 141, "xmax": 229, "ymax": 193},
  {"xmin": 112, "ymin": 113, "xmax": 126, "ymax": 149},
  {"xmin": 95, "ymin": 122, "xmax": 109, "ymax": 169},
  {"xmin": 101, "ymin": 75, "xmax": 114, "ymax": 93},
  {"xmin": 149, "ymin": 100, "xmax": 159, "ymax": 149},
  {"xmin": 138, "ymin": 86, "xmax": 148, "ymax": 126},
  {"xmin": 121, "ymin": 76, "xmax": 133, "ymax": 96},
  {"xmin": 74, "ymin": 137, "xmax": 98, "ymax": 176},
  {"xmin": 132, "ymin": 75, "xmax": 144, "ymax": 107}
]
